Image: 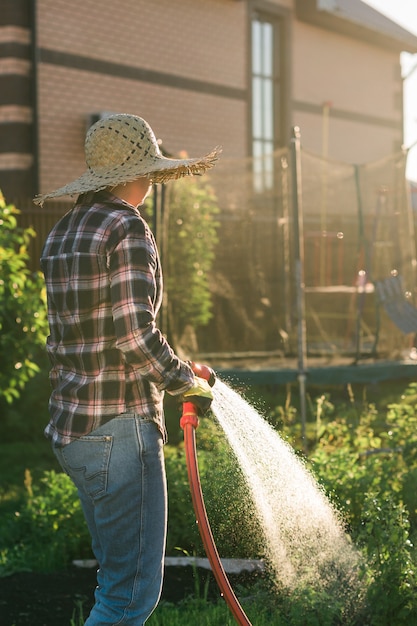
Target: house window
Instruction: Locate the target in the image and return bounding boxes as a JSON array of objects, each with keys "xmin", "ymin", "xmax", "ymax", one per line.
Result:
[{"xmin": 251, "ymin": 12, "xmax": 284, "ymax": 193}]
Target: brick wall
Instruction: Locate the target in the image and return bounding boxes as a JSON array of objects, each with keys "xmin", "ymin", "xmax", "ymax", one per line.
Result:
[
  {"xmin": 35, "ymin": 0, "xmax": 248, "ymax": 200},
  {"xmin": 0, "ymin": 0, "xmax": 36, "ymax": 201}
]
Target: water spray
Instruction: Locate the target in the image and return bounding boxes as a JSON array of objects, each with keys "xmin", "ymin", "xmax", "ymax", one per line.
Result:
[
  {"xmin": 180, "ymin": 364, "xmax": 252, "ymax": 626},
  {"xmin": 180, "ymin": 367, "xmax": 361, "ymax": 621}
]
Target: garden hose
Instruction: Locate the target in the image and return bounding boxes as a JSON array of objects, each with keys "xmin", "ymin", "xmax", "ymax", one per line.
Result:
[{"xmin": 180, "ymin": 399, "xmax": 252, "ymax": 626}]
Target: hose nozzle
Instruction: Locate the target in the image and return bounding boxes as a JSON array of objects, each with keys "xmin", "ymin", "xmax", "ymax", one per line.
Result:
[{"xmin": 188, "ymin": 361, "xmax": 216, "ymax": 387}]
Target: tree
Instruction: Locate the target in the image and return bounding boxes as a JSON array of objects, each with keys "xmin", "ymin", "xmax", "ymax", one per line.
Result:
[{"xmin": 0, "ymin": 192, "xmax": 49, "ymax": 403}]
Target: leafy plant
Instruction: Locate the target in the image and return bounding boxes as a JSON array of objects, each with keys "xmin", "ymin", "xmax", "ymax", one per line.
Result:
[
  {"xmin": 144, "ymin": 177, "xmax": 219, "ymax": 346},
  {"xmin": 357, "ymin": 494, "xmax": 417, "ymax": 625},
  {"xmin": 0, "ymin": 470, "xmax": 91, "ymax": 575},
  {"xmin": 0, "ymin": 191, "xmax": 48, "ymax": 404},
  {"xmin": 0, "ymin": 353, "xmax": 52, "ymax": 442},
  {"xmin": 306, "ymin": 383, "xmax": 417, "ymax": 625}
]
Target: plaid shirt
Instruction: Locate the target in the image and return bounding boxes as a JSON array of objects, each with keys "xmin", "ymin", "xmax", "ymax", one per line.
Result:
[{"xmin": 41, "ymin": 190, "xmax": 194, "ymax": 447}]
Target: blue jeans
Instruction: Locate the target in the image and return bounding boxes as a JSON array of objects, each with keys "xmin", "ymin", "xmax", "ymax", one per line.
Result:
[{"xmin": 53, "ymin": 414, "xmax": 167, "ymax": 625}]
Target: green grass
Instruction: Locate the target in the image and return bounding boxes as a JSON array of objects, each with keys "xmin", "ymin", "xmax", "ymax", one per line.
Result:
[
  {"xmin": 68, "ymin": 596, "xmax": 287, "ymax": 626},
  {"xmin": 148, "ymin": 599, "xmax": 262, "ymax": 626}
]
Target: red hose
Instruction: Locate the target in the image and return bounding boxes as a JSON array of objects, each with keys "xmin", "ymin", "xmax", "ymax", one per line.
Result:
[{"xmin": 180, "ymin": 401, "xmax": 253, "ymax": 626}]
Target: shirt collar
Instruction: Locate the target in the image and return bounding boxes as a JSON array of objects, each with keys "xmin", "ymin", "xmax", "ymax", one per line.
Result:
[{"xmin": 94, "ymin": 189, "xmax": 142, "ymax": 214}]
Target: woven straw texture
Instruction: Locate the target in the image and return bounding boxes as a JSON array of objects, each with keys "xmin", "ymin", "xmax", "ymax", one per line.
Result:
[{"xmin": 34, "ymin": 114, "xmax": 221, "ymax": 205}]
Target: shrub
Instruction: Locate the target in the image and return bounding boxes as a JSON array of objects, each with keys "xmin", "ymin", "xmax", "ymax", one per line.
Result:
[
  {"xmin": 0, "ymin": 192, "xmax": 48, "ymax": 406},
  {"xmin": 357, "ymin": 494, "xmax": 417, "ymax": 625},
  {"xmin": 307, "ymin": 383, "xmax": 417, "ymax": 625},
  {"xmin": 0, "ymin": 470, "xmax": 91, "ymax": 575},
  {"xmin": 143, "ymin": 177, "xmax": 219, "ymax": 346},
  {"xmin": 0, "ymin": 352, "xmax": 51, "ymax": 442}
]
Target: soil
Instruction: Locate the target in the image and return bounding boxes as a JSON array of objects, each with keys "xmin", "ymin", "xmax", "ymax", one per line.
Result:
[{"xmin": 0, "ymin": 565, "xmax": 257, "ymax": 626}]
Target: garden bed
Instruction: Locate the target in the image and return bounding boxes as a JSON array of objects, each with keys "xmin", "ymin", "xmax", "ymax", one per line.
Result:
[{"xmin": 0, "ymin": 563, "xmax": 262, "ymax": 625}]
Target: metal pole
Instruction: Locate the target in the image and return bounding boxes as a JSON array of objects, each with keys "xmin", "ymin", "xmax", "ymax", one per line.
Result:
[
  {"xmin": 152, "ymin": 184, "xmax": 166, "ymax": 335},
  {"xmin": 290, "ymin": 126, "xmax": 307, "ymax": 447},
  {"xmin": 280, "ymin": 156, "xmax": 292, "ymax": 335}
]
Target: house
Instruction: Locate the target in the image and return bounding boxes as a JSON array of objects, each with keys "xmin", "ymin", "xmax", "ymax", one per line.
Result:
[{"xmin": 2, "ymin": 0, "xmax": 417, "ymax": 359}]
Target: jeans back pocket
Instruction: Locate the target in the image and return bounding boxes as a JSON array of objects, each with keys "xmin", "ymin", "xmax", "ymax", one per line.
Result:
[{"xmin": 57, "ymin": 434, "xmax": 113, "ymax": 500}]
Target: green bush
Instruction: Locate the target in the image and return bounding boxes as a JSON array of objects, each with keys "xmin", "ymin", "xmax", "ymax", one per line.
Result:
[
  {"xmin": 309, "ymin": 384, "xmax": 417, "ymax": 533},
  {"xmin": 0, "ymin": 192, "xmax": 48, "ymax": 406},
  {"xmin": 143, "ymin": 177, "xmax": 219, "ymax": 345},
  {"xmin": 357, "ymin": 494, "xmax": 417, "ymax": 625},
  {"xmin": 0, "ymin": 352, "xmax": 51, "ymax": 442},
  {"xmin": 0, "ymin": 469, "xmax": 91, "ymax": 575},
  {"xmin": 306, "ymin": 383, "xmax": 417, "ymax": 625}
]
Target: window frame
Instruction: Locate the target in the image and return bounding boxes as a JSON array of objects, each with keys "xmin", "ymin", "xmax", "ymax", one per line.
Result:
[{"xmin": 248, "ymin": 2, "xmax": 291, "ymax": 192}]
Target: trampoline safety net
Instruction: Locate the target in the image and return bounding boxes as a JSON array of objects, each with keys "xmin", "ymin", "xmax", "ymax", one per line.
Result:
[{"xmin": 164, "ymin": 142, "xmax": 417, "ymax": 366}]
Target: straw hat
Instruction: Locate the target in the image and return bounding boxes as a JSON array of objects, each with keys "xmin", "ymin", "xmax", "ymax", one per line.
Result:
[{"xmin": 34, "ymin": 113, "xmax": 221, "ymax": 205}]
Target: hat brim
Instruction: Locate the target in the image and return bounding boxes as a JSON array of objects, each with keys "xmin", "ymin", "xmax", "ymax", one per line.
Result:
[{"xmin": 33, "ymin": 148, "xmax": 221, "ymax": 206}]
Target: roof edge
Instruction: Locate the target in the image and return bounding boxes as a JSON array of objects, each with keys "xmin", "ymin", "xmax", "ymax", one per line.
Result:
[{"xmin": 295, "ymin": 0, "xmax": 417, "ymax": 54}]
